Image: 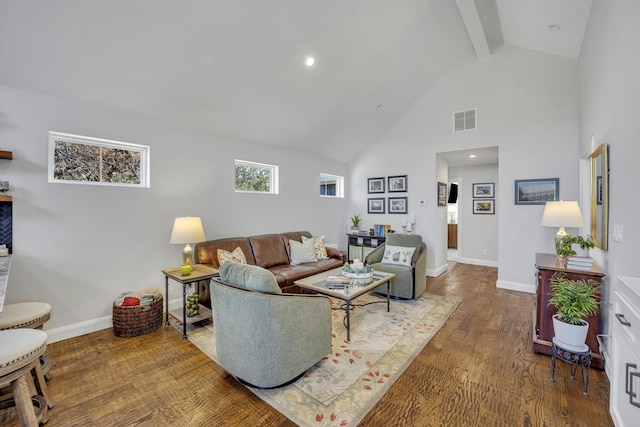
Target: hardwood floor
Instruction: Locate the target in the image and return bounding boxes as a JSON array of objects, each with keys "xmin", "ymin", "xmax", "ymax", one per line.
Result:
[{"xmin": 1, "ymin": 263, "xmax": 614, "ymax": 426}]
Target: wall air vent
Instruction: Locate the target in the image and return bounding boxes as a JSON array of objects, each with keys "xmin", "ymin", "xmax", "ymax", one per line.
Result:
[{"xmin": 453, "ymin": 108, "xmax": 477, "ymax": 133}]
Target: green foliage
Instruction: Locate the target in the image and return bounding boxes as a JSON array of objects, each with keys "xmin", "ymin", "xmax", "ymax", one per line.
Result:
[
  {"xmin": 351, "ymin": 214, "xmax": 361, "ymax": 227},
  {"xmin": 555, "ymin": 235, "xmax": 595, "ymax": 257},
  {"xmin": 235, "ymin": 164, "xmax": 271, "ymax": 192},
  {"xmin": 548, "ymin": 273, "xmax": 601, "ymax": 325}
]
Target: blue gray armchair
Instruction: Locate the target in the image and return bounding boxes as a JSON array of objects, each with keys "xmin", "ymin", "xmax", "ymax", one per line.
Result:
[
  {"xmin": 209, "ymin": 262, "xmax": 332, "ymax": 388},
  {"xmin": 365, "ymin": 233, "xmax": 427, "ymax": 299}
]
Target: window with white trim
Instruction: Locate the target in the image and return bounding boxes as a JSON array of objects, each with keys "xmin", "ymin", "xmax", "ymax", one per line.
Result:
[
  {"xmin": 48, "ymin": 132, "xmax": 150, "ymax": 187},
  {"xmin": 320, "ymin": 173, "xmax": 344, "ymax": 198},
  {"xmin": 235, "ymin": 159, "xmax": 279, "ymax": 194}
]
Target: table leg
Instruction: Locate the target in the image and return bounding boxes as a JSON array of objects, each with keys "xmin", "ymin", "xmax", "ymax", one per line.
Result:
[
  {"xmin": 386, "ymin": 282, "xmax": 390, "ymax": 312},
  {"xmin": 182, "ymin": 283, "xmax": 188, "ymax": 339},
  {"xmin": 165, "ymin": 276, "xmax": 170, "ymax": 326},
  {"xmin": 346, "ymin": 301, "xmax": 351, "ymax": 342}
]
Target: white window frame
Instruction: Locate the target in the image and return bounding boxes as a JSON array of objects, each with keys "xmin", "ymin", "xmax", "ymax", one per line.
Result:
[
  {"xmin": 234, "ymin": 159, "xmax": 279, "ymax": 194},
  {"xmin": 320, "ymin": 173, "xmax": 344, "ymax": 198},
  {"xmin": 48, "ymin": 131, "xmax": 150, "ymax": 188}
]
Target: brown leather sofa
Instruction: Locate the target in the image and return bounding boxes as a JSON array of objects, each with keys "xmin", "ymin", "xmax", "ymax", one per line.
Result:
[{"xmin": 194, "ymin": 231, "xmax": 346, "ymax": 303}]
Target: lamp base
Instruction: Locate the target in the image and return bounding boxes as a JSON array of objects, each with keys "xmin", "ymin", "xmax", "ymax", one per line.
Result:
[{"xmin": 182, "ymin": 244, "xmax": 194, "ymax": 267}]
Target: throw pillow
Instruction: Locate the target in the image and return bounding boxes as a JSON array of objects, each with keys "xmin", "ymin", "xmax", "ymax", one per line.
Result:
[
  {"xmin": 219, "ymin": 262, "xmax": 281, "ymax": 294},
  {"xmin": 217, "ymin": 247, "xmax": 247, "ymax": 265},
  {"xmin": 289, "ymin": 238, "xmax": 318, "ymax": 265},
  {"xmin": 381, "ymin": 245, "xmax": 416, "ymax": 267},
  {"xmin": 302, "ymin": 235, "xmax": 329, "ymax": 260}
]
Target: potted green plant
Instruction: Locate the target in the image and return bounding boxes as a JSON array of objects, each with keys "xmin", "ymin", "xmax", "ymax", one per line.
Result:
[
  {"xmin": 350, "ymin": 214, "xmax": 361, "ymax": 232},
  {"xmin": 548, "ymin": 273, "xmax": 601, "ymax": 349},
  {"xmin": 556, "ymin": 235, "xmax": 595, "ymax": 258}
]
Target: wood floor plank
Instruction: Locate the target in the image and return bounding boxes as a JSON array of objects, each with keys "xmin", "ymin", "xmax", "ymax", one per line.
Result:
[{"xmin": 0, "ymin": 262, "xmax": 614, "ymax": 426}]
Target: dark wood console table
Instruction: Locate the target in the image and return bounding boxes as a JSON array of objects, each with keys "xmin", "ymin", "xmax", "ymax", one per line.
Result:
[{"xmin": 534, "ymin": 253, "xmax": 605, "ymax": 369}]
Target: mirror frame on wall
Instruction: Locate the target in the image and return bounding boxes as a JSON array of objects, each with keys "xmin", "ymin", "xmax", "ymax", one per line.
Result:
[{"xmin": 590, "ymin": 143, "xmax": 609, "ymax": 250}]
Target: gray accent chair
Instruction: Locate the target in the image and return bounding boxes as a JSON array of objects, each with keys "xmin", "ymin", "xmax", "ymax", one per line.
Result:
[
  {"xmin": 209, "ymin": 262, "xmax": 332, "ymax": 388},
  {"xmin": 365, "ymin": 234, "xmax": 427, "ymax": 299}
]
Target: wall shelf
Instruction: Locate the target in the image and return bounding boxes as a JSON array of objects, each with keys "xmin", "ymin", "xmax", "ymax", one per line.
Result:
[
  {"xmin": 0, "ymin": 195, "xmax": 11, "ymax": 202},
  {"xmin": 0, "ymin": 151, "xmax": 12, "ymax": 160}
]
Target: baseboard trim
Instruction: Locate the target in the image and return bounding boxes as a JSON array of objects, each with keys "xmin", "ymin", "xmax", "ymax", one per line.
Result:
[
  {"xmin": 496, "ymin": 279, "xmax": 535, "ymax": 294},
  {"xmin": 45, "ymin": 297, "xmax": 182, "ymax": 343},
  {"xmin": 457, "ymin": 258, "xmax": 498, "ymax": 268},
  {"xmin": 428, "ymin": 263, "xmax": 448, "ymax": 277}
]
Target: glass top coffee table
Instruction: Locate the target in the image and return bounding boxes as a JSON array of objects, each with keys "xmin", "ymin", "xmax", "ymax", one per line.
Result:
[{"xmin": 294, "ymin": 267, "xmax": 396, "ymax": 341}]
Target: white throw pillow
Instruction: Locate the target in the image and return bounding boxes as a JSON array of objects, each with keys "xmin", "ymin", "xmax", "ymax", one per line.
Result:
[
  {"xmin": 217, "ymin": 247, "xmax": 247, "ymax": 265},
  {"xmin": 301, "ymin": 235, "xmax": 328, "ymax": 260},
  {"xmin": 381, "ymin": 245, "xmax": 416, "ymax": 267},
  {"xmin": 290, "ymin": 239, "xmax": 318, "ymax": 265}
]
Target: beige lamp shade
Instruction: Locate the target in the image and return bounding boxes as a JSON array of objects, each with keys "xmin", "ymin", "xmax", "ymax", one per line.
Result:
[
  {"xmin": 541, "ymin": 201, "xmax": 584, "ymax": 245},
  {"xmin": 170, "ymin": 217, "xmax": 206, "ymax": 266}
]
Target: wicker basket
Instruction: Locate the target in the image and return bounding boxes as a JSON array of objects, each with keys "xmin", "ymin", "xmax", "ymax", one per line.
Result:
[{"xmin": 112, "ymin": 295, "xmax": 163, "ymax": 338}]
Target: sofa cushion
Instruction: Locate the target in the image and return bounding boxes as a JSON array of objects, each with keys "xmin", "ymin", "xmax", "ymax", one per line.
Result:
[
  {"xmin": 248, "ymin": 234, "xmax": 290, "ymax": 268},
  {"xmin": 381, "ymin": 244, "xmax": 416, "ymax": 266},
  {"xmin": 219, "ymin": 262, "xmax": 281, "ymax": 294},
  {"xmin": 290, "ymin": 239, "xmax": 318, "ymax": 265},
  {"xmin": 302, "ymin": 235, "xmax": 328, "ymax": 260},
  {"xmin": 217, "ymin": 247, "xmax": 247, "ymax": 265}
]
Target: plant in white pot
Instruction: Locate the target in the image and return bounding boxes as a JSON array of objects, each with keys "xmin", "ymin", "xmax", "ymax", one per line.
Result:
[
  {"xmin": 548, "ymin": 273, "xmax": 601, "ymax": 350},
  {"xmin": 556, "ymin": 235, "xmax": 595, "ymax": 258},
  {"xmin": 350, "ymin": 214, "xmax": 361, "ymax": 232}
]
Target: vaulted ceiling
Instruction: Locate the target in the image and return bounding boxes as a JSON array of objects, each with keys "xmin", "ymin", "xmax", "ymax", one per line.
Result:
[{"xmin": 0, "ymin": 1, "xmax": 592, "ymax": 162}]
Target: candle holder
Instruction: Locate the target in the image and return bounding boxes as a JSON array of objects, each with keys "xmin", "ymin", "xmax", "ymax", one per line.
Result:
[{"xmin": 402, "ymin": 222, "xmax": 415, "ymax": 234}]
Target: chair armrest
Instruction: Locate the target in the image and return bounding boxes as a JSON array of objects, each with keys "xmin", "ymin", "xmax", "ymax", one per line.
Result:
[{"xmin": 365, "ymin": 244, "xmax": 385, "ymax": 264}]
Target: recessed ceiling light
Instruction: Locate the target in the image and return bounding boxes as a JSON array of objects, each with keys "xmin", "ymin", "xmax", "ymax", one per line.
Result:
[
  {"xmin": 548, "ymin": 24, "xmax": 560, "ymax": 31},
  {"xmin": 305, "ymin": 57, "xmax": 315, "ymax": 67},
  {"xmin": 469, "ymin": 154, "xmax": 477, "ymax": 158}
]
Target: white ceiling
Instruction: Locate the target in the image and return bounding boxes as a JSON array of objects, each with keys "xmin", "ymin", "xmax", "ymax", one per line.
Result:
[{"xmin": 0, "ymin": 1, "xmax": 592, "ymax": 162}]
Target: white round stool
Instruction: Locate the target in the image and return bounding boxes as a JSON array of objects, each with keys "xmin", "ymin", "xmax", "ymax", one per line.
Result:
[
  {"xmin": 0, "ymin": 329, "xmax": 54, "ymax": 425},
  {"xmin": 0, "ymin": 303, "xmax": 53, "ymax": 380}
]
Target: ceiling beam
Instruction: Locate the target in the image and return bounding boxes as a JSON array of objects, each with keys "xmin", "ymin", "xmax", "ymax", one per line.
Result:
[{"xmin": 455, "ymin": 0, "xmax": 491, "ymax": 58}]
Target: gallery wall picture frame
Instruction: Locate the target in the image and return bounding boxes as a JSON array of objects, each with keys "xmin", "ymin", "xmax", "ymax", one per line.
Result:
[
  {"xmin": 473, "ymin": 199, "xmax": 495, "ymax": 214},
  {"xmin": 472, "ymin": 182, "xmax": 494, "ymax": 198},
  {"xmin": 388, "ymin": 175, "xmax": 408, "ymax": 193},
  {"xmin": 438, "ymin": 182, "xmax": 447, "ymax": 206},
  {"xmin": 368, "ymin": 177, "xmax": 385, "ymax": 194},
  {"xmin": 368, "ymin": 198, "xmax": 385, "ymax": 214},
  {"xmin": 388, "ymin": 197, "xmax": 408, "ymax": 214},
  {"xmin": 514, "ymin": 178, "xmax": 559, "ymax": 205}
]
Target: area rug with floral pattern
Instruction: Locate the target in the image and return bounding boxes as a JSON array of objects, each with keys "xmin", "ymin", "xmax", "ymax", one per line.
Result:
[{"xmin": 187, "ymin": 292, "xmax": 459, "ymax": 426}]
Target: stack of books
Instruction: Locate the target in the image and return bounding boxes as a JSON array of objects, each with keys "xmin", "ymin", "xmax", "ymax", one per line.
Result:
[
  {"xmin": 565, "ymin": 255, "xmax": 594, "ymax": 271},
  {"xmin": 373, "ymin": 224, "xmax": 391, "ymax": 237},
  {"xmin": 325, "ymin": 276, "xmax": 351, "ymax": 289}
]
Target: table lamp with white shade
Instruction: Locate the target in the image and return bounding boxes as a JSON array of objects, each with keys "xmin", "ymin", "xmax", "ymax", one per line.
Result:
[
  {"xmin": 170, "ymin": 217, "xmax": 206, "ymax": 267},
  {"xmin": 540, "ymin": 201, "xmax": 584, "ymax": 249}
]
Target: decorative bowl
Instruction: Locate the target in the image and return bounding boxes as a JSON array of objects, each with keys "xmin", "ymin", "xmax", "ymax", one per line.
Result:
[{"xmin": 342, "ymin": 271, "xmax": 374, "ymax": 279}]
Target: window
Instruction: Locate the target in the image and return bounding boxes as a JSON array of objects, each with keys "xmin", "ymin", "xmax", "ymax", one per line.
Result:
[
  {"xmin": 235, "ymin": 160, "xmax": 279, "ymax": 194},
  {"xmin": 48, "ymin": 132, "xmax": 150, "ymax": 187},
  {"xmin": 320, "ymin": 173, "xmax": 344, "ymax": 198}
]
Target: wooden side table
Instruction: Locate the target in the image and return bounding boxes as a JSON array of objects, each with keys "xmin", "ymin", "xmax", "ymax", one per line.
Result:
[
  {"xmin": 534, "ymin": 253, "xmax": 605, "ymax": 369},
  {"xmin": 162, "ymin": 264, "xmax": 219, "ymax": 339}
]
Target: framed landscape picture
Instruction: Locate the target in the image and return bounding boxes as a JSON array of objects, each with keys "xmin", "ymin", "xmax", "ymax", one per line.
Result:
[
  {"xmin": 368, "ymin": 177, "xmax": 385, "ymax": 194},
  {"xmin": 473, "ymin": 199, "xmax": 495, "ymax": 214},
  {"xmin": 514, "ymin": 178, "xmax": 559, "ymax": 205},
  {"xmin": 388, "ymin": 175, "xmax": 407, "ymax": 193},
  {"xmin": 368, "ymin": 198, "xmax": 385, "ymax": 214},
  {"xmin": 388, "ymin": 197, "xmax": 408, "ymax": 214},
  {"xmin": 472, "ymin": 182, "xmax": 494, "ymax": 198}
]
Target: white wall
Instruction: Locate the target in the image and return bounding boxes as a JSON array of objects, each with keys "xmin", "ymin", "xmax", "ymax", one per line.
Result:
[
  {"xmin": 349, "ymin": 44, "xmax": 580, "ymax": 291},
  {"xmin": 449, "ymin": 164, "xmax": 498, "ymax": 267},
  {"xmin": 579, "ymin": 0, "xmax": 640, "ymax": 366},
  {"xmin": 0, "ymin": 84, "xmax": 348, "ymax": 341}
]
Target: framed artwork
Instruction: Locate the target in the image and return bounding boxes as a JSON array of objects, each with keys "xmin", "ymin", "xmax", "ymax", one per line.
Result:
[
  {"xmin": 473, "ymin": 199, "xmax": 495, "ymax": 214},
  {"xmin": 368, "ymin": 177, "xmax": 385, "ymax": 194},
  {"xmin": 388, "ymin": 197, "xmax": 408, "ymax": 214},
  {"xmin": 388, "ymin": 175, "xmax": 407, "ymax": 193},
  {"xmin": 438, "ymin": 182, "xmax": 447, "ymax": 206},
  {"xmin": 472, "ymin": 182, "xmax": 494, "ymax": 198},
  {"xmin": 368, "ymin": 198, "xmax": 385, "ymax": 214},
  {"xmin": 514, "ymin": 178, "xmax": 559, "ymax": 205}
]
